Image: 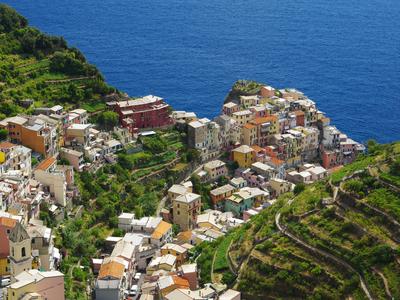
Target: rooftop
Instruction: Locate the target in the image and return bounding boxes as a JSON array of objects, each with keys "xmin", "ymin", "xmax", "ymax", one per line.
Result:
[
  {"xmin": 233, "ymin": 144, "xmax": 254, "ymax": 154},
  {"xmin": 151, "ymin": 221, "xmax": 172, "ymax": 240},
  {"xmin": 175, "ymin": 192, "xmax": 201, "ymax": 204},
  {"xmin": 35, "ymin": 157, "xmax": 56, "ymax": 171}
]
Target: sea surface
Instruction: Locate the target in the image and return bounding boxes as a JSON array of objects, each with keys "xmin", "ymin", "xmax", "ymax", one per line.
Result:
[{"xmin": 3, "ymin": 0, "xmax": 400, "ymax": 143}]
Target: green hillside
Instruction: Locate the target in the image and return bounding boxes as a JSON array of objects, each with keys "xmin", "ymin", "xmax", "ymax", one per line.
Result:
[
  {"xmin": 0, "ymin": 4, "xmax": 115, "ymax": 117},
  {"xmin": 195, "ymin": 141, "xmax": 400, "ymax": 300}
]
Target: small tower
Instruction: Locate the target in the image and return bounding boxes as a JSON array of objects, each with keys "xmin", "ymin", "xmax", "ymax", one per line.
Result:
[{"xmin": 8, "ymin": 222, "xmax": 32, "ymax": 279}]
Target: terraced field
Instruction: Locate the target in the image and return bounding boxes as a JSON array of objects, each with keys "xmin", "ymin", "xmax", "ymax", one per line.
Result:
[{"xmin": 196, "ymin": 142, "xmax": 400, "ymax": 299}]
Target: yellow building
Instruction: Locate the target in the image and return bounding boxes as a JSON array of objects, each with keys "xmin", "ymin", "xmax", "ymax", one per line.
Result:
[
  {"xmin": 160, "ymin": 243, "xmax": 188, "ymax": 266},
  {"xmin": 232, "ymin": 145, "xmax": 255, "ymax": 168}
]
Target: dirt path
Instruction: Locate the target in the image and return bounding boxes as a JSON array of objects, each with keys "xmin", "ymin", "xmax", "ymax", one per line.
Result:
[
  {"xmin": 373, "ymin": 268, "xmax": 392, "ymax": 299},
  {"xmin": 275, "ymin": 198, "xmax": 374, "ymax": 300}
]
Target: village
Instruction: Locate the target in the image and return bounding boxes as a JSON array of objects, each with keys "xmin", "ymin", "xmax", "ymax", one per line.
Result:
[{"xmin": 0, "ymin": 82, "xmax": 365, "ymax": 300}]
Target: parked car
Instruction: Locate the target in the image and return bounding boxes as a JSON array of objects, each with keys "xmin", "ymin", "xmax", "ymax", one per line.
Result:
[
  {"xmin": 129, "ymin": 284, "xmax": 138, "ymax": 296},
  {"xmin": 1, "ymin": 278, "xmax": 10, "ymax": 287},
  {"xmin": 134, "ymin": 272, "xmax": 141, "ymax": 281}
]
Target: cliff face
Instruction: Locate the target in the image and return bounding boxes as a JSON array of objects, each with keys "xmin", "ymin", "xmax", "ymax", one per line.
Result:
[
  {"xmin": 0, "ymin": 4, "xmax": 116, "ymax": 117},
  {"xmin": 223, "ymin": 80, "xmax": 264, "ymax": 104},
  {"xmin": 196, "ymin": 142, "xmax": 400, "ymax": 299}
]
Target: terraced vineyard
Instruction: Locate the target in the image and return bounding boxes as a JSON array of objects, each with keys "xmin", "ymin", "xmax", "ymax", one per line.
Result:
[
  {"xmin": 195, "ymin": 141, "xmax": 400, "ymax": 299},
  {"xmin": 0, "ymin": 4, "xmax": 114, "ymax": 116}
]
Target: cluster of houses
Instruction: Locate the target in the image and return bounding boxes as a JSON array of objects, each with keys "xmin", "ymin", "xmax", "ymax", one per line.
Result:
[
  {"xmin": 93, "ymin": 210, "xmax": 241, "ymax": 300},
  {"xmin": 0, "ymin": 84, "xmax": 365, "ymax": 299},
  {"xmin": 178, "ymin": 85, "xmax": 364, "ymax": 170},
  {"xmin": 0, "ymin": 101, "xmax": 153, "ymax": 299},
  {"xmin": 0, "ymin": 212, "xmax": 64, "ymax": 299},
  {"xmin": 166, "ymin": 84, "xmax": 365, "ymax": 227}
]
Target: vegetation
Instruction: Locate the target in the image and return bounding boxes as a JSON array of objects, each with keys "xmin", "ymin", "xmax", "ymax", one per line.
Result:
[
  {"xmin": 0, "ymin": 4, "xmax": 115, "ymax": 112},
  {"xmin": 224, "ymin": 80, "xmax": 264, "ymax": 104},
  {"xmin": 197, "ymin": 141, "xmax": 400, "ymax": 299}
]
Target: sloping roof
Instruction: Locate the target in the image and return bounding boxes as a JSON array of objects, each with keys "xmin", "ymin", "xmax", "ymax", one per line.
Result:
[
  {"xmin": 177, "ymin": 231, "xmax": 193, "ymax": 242},
  {"xmin": 159, "ymin": 254, "xmax": 176, "ymax": 266},
  {"xmin": 204, "ymin": 160, "xmax": 225, "ymax": 170},
  {"xmin": 0, "ymin": 141, "xmax": 16, "ymax": 149},
  {"xmin": 175, "ymin": 193, "xmax": 201, "ymax": 204},
  {"xmin": 168, "ymin": 184, "xmax": 188, "ymax": 195},
  {"xmin": 251, "ymin": 115, "xmax": 277, "ymax": 124},
  {"xmin": 111, "ymin": 240, "xmax": 135, "ymax": 260},
  {"xmin": 161, "ymin": 243, "xmax": 187, "ymax": 254},
  {"xmin": 0, "ymin": 216, "xmax": 17, "ymax": 228},
  {"xmin": 180, "ymin": 263, "xmax": 197, "ymax": 274},
  {"xmin": 9, "ymin": 222, "xmax": 30, "ymax": 243},
  {"xmin": 243, "ymin": 123, "xmax": 256, "ymax": 130},
  {"xmin": 35, "ymin": 157, "xmax": 56, "ymax": 171},
  {"xmin": 151, "ymin": 221, "xmax": 172, "ymax": 240},
  {"xmin": 232, "ymin": 145, "xmax": 253, "ymax": 154},
  {"xmin": 251, "ymin": 145, "xmax": 264, "ymax": 153},
  {"xmin": 172, "ymin": 275, "xmax": 190, "ymax": 288},
  {"xmin": 98, "ymin": 260, "xmax": 125, "ymax": 280}
]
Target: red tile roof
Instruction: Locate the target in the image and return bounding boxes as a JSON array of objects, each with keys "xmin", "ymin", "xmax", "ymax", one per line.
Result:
[
  {"xmin": 36, "ymin": 157, "xmax": 56, "ymax": 171},
  {"xmin": 0, "ymin": 142, "xmax": 16, "ymax": 149}
]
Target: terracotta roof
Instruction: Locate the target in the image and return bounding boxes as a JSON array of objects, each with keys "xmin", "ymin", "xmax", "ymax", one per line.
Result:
[
  {"xmin": 270, "ymin": 157, "xmax": 284, "ymax": 166},
  {"xmin": 98, "ymin": 261, "xmax": 125, "ymax": 280},
  {"xmin": 251, "ymin": 145, "xmax": 264, "ymax": 153},
  {"xmin": 293, "ymin": 110, "xmax": 305, "ymax": 116},
  {"xmin": 172, "ymin": 275, "xmax": 190, "ymax": 288},
  {"xmin": 0, "ymin": 142, "xmax": 16, "ymax": 149},
  {"xmin": 177, "ymin": 231, "xmax": 193, "ymax": 242},
  {"xmin": 0, "ymin": 217, "xmax": 17, "ymax": 229},
  {"xmin": 251, "ymin": 115, "xmax": 277, "ymax": 125},
  {"xmin": 35, "ymin": 157, "xmax": 56, "ymax": 171},
  {"xmin": 243, "ymin": 123, "xmax": 256, "ymax": 130},
  {"xmin": 151, "ymin": 221, "xmax": 172, "ymax": 240}
]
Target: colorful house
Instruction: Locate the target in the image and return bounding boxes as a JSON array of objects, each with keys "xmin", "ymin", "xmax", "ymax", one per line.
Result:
[
  {"xmin": 225, "ymin": 190, "xmax": 256, "ymax": 217},
  {"xmin": 232, "ymin": 145, "xmax": 255, "ymax": 168}
]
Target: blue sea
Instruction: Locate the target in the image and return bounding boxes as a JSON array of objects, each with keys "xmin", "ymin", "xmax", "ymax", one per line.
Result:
[{"xmin": 3, "ymin": 0, "xmax": 400, "ymax": 143}]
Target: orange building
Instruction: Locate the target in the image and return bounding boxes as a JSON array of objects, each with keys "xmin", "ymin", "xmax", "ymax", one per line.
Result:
[{"xmin": 0, "ymin": 116, "xmax": 57, "ymax": 157}]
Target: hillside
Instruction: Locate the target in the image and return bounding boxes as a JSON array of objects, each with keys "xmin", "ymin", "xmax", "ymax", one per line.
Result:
[
  {"xmin": 196, "ymin": 141, "xmax": 400, "ymax": 300},
  {"xmin": 0, "ymin": 4, "xmax": 115, "ymax": 116}
]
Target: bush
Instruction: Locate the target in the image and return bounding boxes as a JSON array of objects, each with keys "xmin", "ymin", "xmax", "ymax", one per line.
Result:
[{"xmin": 293, "ymin": 183, "xmax": 306, "ymax": 195}]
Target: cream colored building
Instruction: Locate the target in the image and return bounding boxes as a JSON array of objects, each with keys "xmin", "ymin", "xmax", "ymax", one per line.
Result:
[
  {"xmin": 9, "ymin": 222, "xmax": 32, "ymax": 280},
  {"xmin": 203, "ymin": 160, "xmax": 227, "ymax": 181},
  {"xmin": 172, "ymin": 193, "xmax": 201, "ymax": 231}
]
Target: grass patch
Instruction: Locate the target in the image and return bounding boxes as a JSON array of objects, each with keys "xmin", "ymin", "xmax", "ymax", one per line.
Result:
[
  {"xmin": 331, "ymin": 156, "xmax": 375, "ymax": 184},
  {"xmin": 82, "ymin": 100, "xmax": 106, "ymax": 112},
  {"xmin": 214, "ymin": 234, "xmax": 234, "ymax": 271}
]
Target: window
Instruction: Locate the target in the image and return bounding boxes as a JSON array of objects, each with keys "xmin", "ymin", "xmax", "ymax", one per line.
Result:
[{"xmin": 21, "ymin": 247, "xmax": 26, "ymax": 257}]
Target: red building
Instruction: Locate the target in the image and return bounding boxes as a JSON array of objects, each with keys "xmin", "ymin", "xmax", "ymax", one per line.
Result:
[{"xmin": 114, "ymin": 95, "xmax": 174, "ymax": 133}]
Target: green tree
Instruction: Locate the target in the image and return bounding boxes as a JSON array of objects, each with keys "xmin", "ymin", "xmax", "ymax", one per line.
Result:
[
  {"xmin": 0, "ymin": 129, "xmax": 8, "ymax": 141},
  {"xmin": 97, "ymin": 111, "xmax": 119, "ymax": 130},
  {"xmin": 0, "ymin": 4, "xmax": 28, "ymax": 33},
  {"xmin": 293, "ymin": 183, "xmax": 306, "ymax": 195}
]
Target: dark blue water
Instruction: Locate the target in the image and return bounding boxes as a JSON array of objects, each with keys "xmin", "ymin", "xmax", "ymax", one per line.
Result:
[{"xmin": 3, "ymin": 0, "xmax": 400, "ymax": 143}]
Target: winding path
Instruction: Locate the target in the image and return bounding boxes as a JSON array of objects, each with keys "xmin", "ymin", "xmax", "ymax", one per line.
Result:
[
  {"xmin": 373, "ymin": 268, "xmax": 393, "ymax": 299},
  {"xmin": 275, "ymin": 199, "xmax": 374, "ymax": 300}
]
